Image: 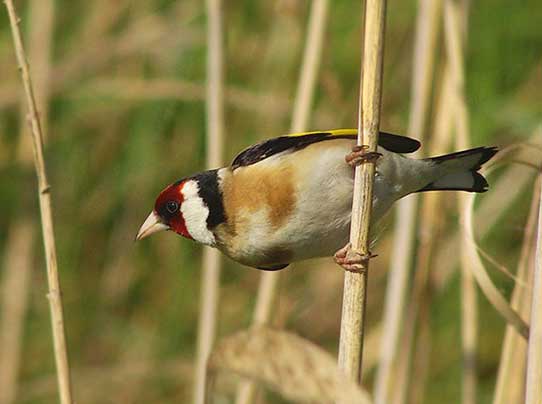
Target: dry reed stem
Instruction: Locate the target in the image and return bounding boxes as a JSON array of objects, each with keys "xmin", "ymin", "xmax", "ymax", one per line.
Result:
[
  {"xmin": 194, "ymin": 1, "xmax": 225, "ymax": 403},
  {"xmin": 337, "ymin": 0, "xmax": 387, "ymax": 385},
  {"xmin": 391, "ymin": 65, "xmax": 455, "ymax": 404},
  {"xmin": 17, "ymin": 0, "xmax": 54, "ymax": 164},
  {"xmin": 464, "ymin": 187, "xmax": 529, "ymax": 338},
  {"xmin": 235, "ymin": 1, "xmax": 329, "ymax": 403},
  {"xmin": 373, "ymin": 0, "xmax": 441, "ymax": 401},
  {"xmin": 209, "ymin": 328, "xmax": 372, "ymax": 404},
  {"xmin": 493, "ymin": 177, "xmax": 540, "ymax": 404},
  {"xmin": 0, "ymin": 1, "xmax": 55, "ymax": 402},
  {"xmin": 3, "ymin": 1, "xmax": 74, "ymax": 403},
  {"xmin": 443, "ymin": 1, "xmax": 477, "ymax": 402},
  {"xmin": 408, "ymin": 78, "xmax": 458, "ymax": 404},
  {"xmin": 0, "ymin": 220, "xmax": 34, "ymax": 404},
  {"xmin": 526, "ymin": 175, "xmax": 542, "ymax": 403}
]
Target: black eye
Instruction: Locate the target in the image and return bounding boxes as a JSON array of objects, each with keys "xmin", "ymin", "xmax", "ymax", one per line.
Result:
[{"xmin": 166, "ymin": 201, "xmax": 179, "ymax": 214}]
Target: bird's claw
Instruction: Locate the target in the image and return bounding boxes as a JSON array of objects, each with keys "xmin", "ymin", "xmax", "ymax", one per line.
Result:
[
  {"xmin": 333, "ymin": 243, "xmax": 377, "ymax": 273},
  {"xmin": 345, "ymin": 145, "xmax": 382, "ymax": 167}
]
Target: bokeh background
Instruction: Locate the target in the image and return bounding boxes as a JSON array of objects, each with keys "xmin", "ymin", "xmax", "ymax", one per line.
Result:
[{"xmin": 0, "ymin": 0, "xmax": 541, "ymax": 403}]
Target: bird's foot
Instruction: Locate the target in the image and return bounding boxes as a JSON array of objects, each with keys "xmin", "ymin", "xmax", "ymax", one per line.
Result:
[
  {"xmin": 345, "ymin": 145, "xmax": 382, "ymax": 167},
  {"xmin": 333, "ymin": 243, "xmax": 377, "ymax": 273}
]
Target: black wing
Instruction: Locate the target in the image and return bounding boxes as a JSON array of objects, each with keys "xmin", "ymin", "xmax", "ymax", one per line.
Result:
[{"xmin": 231, "ymin": 130, "xmax": 421, "ymax": 169}]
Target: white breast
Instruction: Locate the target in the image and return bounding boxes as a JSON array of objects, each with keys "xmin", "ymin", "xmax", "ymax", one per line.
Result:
[{"xmin": 218, "ymin": 139, "xmax": 430, "ymax": 265}]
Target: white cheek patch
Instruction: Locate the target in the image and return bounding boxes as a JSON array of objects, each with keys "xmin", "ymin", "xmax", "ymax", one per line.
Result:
[{"xmin": 180, "ymin": 180, "xmax": 216, "ymax": 246}]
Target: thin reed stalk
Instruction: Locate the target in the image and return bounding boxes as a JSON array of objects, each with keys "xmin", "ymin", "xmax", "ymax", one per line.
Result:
[
  {"xmin": 3, "ymin": 1, "xmax": 73, "ymax": 403},
  {"xmin": 337, "ymin": 0, "xmax": 387, "ymax": 385},
  {"xmin": 493, "ymin": 178, "xmax": 540, "ymax": 404},
  {"xmin": 373, "ymin": 0, "xmax": 441, "ymax": 401},
  {"xmin": 0, "ymin": 1, "xmax": 55, "ymax": 402},
  {"xmin": 194, "ymin": 0, "xmax": 225, "ymax": 403},
  {"xmin": 526, "ymin": 175, "xmax": 542, "ymax": 403},
  {"xmin": 443, "ymin": 0, "xmax": 477, "ymax": 402},
  {"xmin": 391, "ymin": 65, "xmax": 455, "ymax": 404},
  {"xmin": 235, "ymin": 2, "xmax": 329, "ymax": 403}
]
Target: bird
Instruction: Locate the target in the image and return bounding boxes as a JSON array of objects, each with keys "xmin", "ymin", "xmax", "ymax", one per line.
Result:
[{"xmin": 136, "ymin": 129, "xmax": 497, "ymax": 271}]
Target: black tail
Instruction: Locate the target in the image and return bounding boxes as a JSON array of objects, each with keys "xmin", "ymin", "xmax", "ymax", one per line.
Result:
[{"xmin": 418, "ymin": 146, "xmax": 498, "ymax": 193}]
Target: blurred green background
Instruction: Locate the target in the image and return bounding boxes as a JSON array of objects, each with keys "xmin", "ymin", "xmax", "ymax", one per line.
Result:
[{"xmin": 0, "ymin": 0, "xmax": 541, "ymax": 403}]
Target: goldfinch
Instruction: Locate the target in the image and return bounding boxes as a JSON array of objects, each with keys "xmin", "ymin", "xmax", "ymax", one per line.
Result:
[{"xmin": 136, "ymin": 129, "xmax": 497, "ymax": 271}]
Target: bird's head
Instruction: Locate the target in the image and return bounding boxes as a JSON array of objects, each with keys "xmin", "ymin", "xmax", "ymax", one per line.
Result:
[
  {"xmin": 136, "ymin": 176, "xmax": 219, "ymax": 246},
  {"xmin": 135, "ymin": 180, "xmax": 191, "ymax": 241}
]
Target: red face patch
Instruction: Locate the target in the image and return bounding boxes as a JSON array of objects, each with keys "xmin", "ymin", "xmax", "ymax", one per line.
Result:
[{"xmin": 154, "ymin": 181, "xmax": 193, "ymax": 239}]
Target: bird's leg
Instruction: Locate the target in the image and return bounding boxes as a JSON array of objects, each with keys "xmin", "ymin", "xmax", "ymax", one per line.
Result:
[
  {"xmin": 345, "ymin": 145, "xmax": 382, "ymax": 167},
  {"xmin": 334, "ymin": 243, "xmax": 377, "ymax": 273}
]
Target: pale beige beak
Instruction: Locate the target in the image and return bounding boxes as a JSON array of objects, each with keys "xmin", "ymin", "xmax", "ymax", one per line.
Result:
[{"xmin": 135, "ymin": 211, "xmax": 169, "ymax": 241}]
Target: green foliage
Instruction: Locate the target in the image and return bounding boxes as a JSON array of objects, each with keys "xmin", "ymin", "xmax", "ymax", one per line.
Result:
[{"xmin": 0, "ymin": 0, "xmax": 540, "ymax": 402}]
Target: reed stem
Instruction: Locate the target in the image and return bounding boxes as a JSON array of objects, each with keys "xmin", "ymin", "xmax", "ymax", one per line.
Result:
[
  {"xmin": 3, "ymin": 1, "xmax": 73, "ymax": 403},
  {"xmin": 194, "ymin": 0, "xmax": 225, "ymax": 403},
  {"xmin": 526, "ymin": 175, "xmax": 542, "ymax": 403},
  {"xmin": 374, "ymin": 0, "xmax": 441, "ymax": 401},
  {"xmin": 337, "ymin": 0, "xmax": 387, "ymax": 386}
]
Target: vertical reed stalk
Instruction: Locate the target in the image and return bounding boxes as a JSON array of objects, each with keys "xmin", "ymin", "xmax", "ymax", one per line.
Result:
[
  {"xmin": 493, "ymin": 178, "xmax": 539, "ymax": 404},
  {"xmin": 337, "ymin": 0, "xmax": 387, "ymax": 385},
  {"xmin": 3, "ymin": 1, "xmax": 73, "ymax": 403},
  {"xmin": 194, "ymin": 0, "xmax": 225, "ymax": 403},
  {"xmin": 374, "ymin": 0, "xmax": 441, "ymax": 401},
  {"xmin": 444, "ymin": 1, "xmax": 477, "ymax": 402},
  {"xmin": 391, "ymin": 65, "xmax": 455, "ymax": 404},
  {"xmin": 526, "ymin": 176, "xmax": 542, "ymax": 403},
  {"xmin": 0, "ymin": 1, "xmax": 55, "ymax": 402},
  {"xmin": 235, "ymin": 2, "xmax": 329, "ymax": 403}
]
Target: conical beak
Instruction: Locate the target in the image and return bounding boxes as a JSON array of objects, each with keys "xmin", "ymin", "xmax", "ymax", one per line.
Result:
[{"xmin": 135, "ymin": 211, "xmax": 169, "ymax": 241}]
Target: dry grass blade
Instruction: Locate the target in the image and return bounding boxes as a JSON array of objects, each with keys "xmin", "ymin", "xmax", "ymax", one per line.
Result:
[
  {"xmin": 463, "ymin": 189, "xmax": 529, "ymax": 339},
  {"xmin": 338, "ymin": 0, "xmax": 387, "ymax": 385},
  {"xmin": 526, "ymin": 176, "xmax": 542, "ymax": 403},
  {"xmin": 194, "ymin": 1, "xmax": 225, "ymax": 403},
  {"xmin": 235, "ymin": 1, "xmax": 329, "ymax": 403},
  {"xmin": 433, "ymin": 130, "xmax": 542, "ymax": 290},
  {"xmin": 2, "ymin": 1, "xmax": 74, "ymax": 403},
  {"xmin": 209, "ymin": 327, "xmax": 372, "ymax": 404},
  {"xmin": 374, "ymin": 0, "xmax": 441, "ymax": 402},
  {"xmin": 493, "ymin": 177, "xmax": 540, "ymax": 404}
]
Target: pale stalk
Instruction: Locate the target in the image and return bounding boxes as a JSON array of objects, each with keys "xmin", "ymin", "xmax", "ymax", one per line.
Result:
[
  {"xmin": 373, "ymin": 0, "xmax": 442, "ymax": 401},
  {"xmin": 337, "ymin": 0, "xmax": 387, "ymax": 387},
  {"xmin": 194, "ymin": 0, "xmax": 225, "ymax": 403},
  {"xmin": 407, "ymin": 76, "xmax": 457, "ymax": 404},
  {"xmin": 3, "ymin": 1, "xmax": 73, "ymax": 403},
  {"xmin": 0, "ymin": 1, "xmax": 55, "ymax": 402},
  {"xmin": 390, "ymin": 66, "xmax": 455, "ymax": 404},
  {"xmin": 444, "ymin": 0, "xmax": 477, "ymax": 402},
  {"xmin": 526, "ymin": 175, "xmax": 542, "ymax": 404},
  {"xmin": 235, "ymin": 2, "xmax": 329, "ymax": 403},
  {"xmin": 493, "ymin": 178, "xmax": 539, "ymax": 404}
]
